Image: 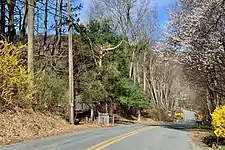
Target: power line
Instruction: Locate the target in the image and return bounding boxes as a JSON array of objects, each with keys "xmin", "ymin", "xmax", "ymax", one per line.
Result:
[
  {"xmin": 17, "ymin": 0, "xmax": 80, "ymax": 23},
  {"xmin": 17, "ymin": 0, "xmax": 66, "ymax": 18},
  {"xmin": 36, "ymin": 0, "xmax": 82, "ymax": 22},
  {"xmin": 36, "ymin": 0, "xmax": 82, "ymax": 23},
  {"xmin": 37, "ymin": 1, "xmax": 68, "ymax": 16}
]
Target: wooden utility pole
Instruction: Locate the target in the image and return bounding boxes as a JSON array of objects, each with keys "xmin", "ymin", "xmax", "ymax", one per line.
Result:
[
  {"xmin": 28, "ymin": 0, "xmax": 34, "ymax": 82},
  {"xmin": 67, "ymin": 0, "xmax": 74, "ymax": 124}
]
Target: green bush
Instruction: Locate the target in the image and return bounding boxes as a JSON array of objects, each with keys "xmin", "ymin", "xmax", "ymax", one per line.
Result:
[
  {"xmin": 35, "ymin": 69, "xmax": 68, "ymax": 111},
  {"xmin": 117, "ymin": 77, "xmax": 150, "ymax": 109}
]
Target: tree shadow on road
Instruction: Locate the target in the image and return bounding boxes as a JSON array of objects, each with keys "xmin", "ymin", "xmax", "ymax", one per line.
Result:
[
  {"xmin": 146, "ymin": 123, "xmax": 198, "ymax": 132},
  {"xmin": 115, "ymin": 120, "xmax": 136, "ymax": 125}
]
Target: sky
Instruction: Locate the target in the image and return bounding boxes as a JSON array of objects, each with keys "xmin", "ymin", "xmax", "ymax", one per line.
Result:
[{"xmin": 77, "ymin": 0, "xmax": 177, "ymax": 27}]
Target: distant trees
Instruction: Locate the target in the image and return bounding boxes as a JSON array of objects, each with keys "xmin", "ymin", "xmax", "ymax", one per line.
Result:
[
  {"xmin": 89, "ymin": 0, "xmax": 196, "ymax": 121},
  {"xmin": 168, "ymin": 0, "xmax": 225, "ymax": 118},
  {"xmin": 76, "ymin": 19, "xmax": 150, "ymax": 119},
  {"xmin": 0, "ymin": 0, "xmax": 199, "ymax": 122},
  {"xmin": 90, "ymin": 0, "xmax": 157, "ymax": 120},
  {"xmin": 90, "ymin": 0, "xmax": 157, "ymax": 79}
]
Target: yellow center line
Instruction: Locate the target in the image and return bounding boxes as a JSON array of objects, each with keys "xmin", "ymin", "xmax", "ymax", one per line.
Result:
[
  {"xmin": 87, "ymin": 127, "xmax": 151, "ymax": 150},
  {"xmin": 87, "ymin": 130, "xmax": 139, "ymax": 150}
]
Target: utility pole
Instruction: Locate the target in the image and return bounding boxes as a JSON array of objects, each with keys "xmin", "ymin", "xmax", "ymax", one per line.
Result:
[
  {"xmin": 28, "ymin": 0, "xmax": 34, "ymax": 83},
  {"xmin": 67, "ymin": 0, "xmax": 74, "ymax": 124}
]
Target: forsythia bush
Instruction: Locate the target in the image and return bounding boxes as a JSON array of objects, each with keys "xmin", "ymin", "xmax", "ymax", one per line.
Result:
[
  {"xmin": 0, "ymin": 41, "xmax": 32, "ymax": 109},
  {"xmin": 175, "ymin": 112, "xmax": 184, "ymax": 120},
  {"xmin": 211, "ymin": 105, "xmax": 225, "ymax": 137}
]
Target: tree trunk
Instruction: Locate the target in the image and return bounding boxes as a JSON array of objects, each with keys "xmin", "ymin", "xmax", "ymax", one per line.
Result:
[
  {"xmin": 143, "ymin": 49, "xmax": 146, "ymax": 93},
  {"xmin": 20, "ymin": 0, "xmax": 28, "ymax": 39},
  {"xmin": 206, "ymin": 88, "xmax": 212, "ymax": 114},
  {"xmin": 137, "ymin": 61, "xmax": 141, "ymax": 83},
  {"xmin": 99, "ymin": 49, "xmax": 103, "ymax": 67},
  {"xmin": 137, "ymin": 109, "xmax": 141, "ymax": 122},
  {"xmin": 28, "ymin": 0, "xmax": 34, "ymax": 83},
  {"xmin": 0, "ymin": 0, "xmax": 6, "ymax": 36},
  {"xmin": 90, "ymin": 104, "xmax": 94, "ymax": 121},
  {"xmin": 43, "ymin": 0, "xmax": 48, "ymax": 55},
  {"xmin": 18, "ymin": 5, "xmax": 22, "ymax": 32},
  {"xmin": 54, "ymin": 0, "xmax": 58, "ymax": 52},
  {"xmin": 105, "ymin": 103, "xmax": 108, "ymax": 113},
  {"xmin": 68, "ymin": 0, "xmax": 74, "ymax": 124},
  {"xmin": 8, "ymin": 0, "xmax": 15, "ymax": 41},
  {"xmin": 149, "ymin": 56, "xmax": 158, "ymax": 107},
  {"xmin": 133, "ymin": 61, "xmax": 136, "ymax": 84},
  {"xmin": 129, "ymin": 51, "xmax": 135, "ymax": 78},
  {"xmin": 58, "ymin": 0, "xmax": 63, "ymax": 53},
  {"xmin": 53, "ymin": 0, "xmax": 63, "ymax": 53}
]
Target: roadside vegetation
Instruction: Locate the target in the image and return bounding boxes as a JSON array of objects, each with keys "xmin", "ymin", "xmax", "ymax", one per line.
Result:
[
  {"xmin": 168, "ymin": 0, "xmax": 225, "ymax": 148},
  {"xmin": 1, "ymin": 0, "xmax": 225, "ymax": 147}
]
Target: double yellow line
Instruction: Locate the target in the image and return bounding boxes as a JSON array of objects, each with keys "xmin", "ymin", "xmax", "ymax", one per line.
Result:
[{"xmin": 87, "ymin": 127, "xmax": 150, "ymax": 150}]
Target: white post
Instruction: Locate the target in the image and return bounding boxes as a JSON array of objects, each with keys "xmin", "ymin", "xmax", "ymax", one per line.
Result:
[
  {"xmin": 107, "ymin": 116, "xmax": 109, "ymax": 125},
  {"xmin": 112, "ymin": 116, "xmax": 114, "ymax": 125}
]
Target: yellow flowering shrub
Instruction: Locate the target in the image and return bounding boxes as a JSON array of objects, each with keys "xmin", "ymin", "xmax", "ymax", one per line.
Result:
[
  {"xmin": 0, "ymin": 41, "xmax": 33, "ymax": 109},
  {"xmin": 211, "ymin": 105, "xmax": 225, "ymax": 137},
  {"xmin": 175, "ymin": 112, "xmax": 184, "ymax": 120}
]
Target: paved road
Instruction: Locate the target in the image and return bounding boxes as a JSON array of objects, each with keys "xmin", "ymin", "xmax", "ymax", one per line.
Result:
[
  {"xmin": 182, "ymin": 109, "xmax": 197, "ymax": 124},
  {"xmin": 1, "ymin": 123, "xmax": 202, "ymax": 150}
]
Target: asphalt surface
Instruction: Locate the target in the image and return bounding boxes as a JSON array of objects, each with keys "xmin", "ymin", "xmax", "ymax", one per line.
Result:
[
  {"xmin": 0, "ymin": 124, "xmax": 202, "ymax": 150},
  {"xmin": 104, "ymin": 124, "xmax": 200, "ymax": 150},
  {"xmin": 0, "ymin": 110, "xmax": 202, "ymax": 150},
  {"xmin": 182, "ymin": 109, "xmax": 197, "ymax": 123}
]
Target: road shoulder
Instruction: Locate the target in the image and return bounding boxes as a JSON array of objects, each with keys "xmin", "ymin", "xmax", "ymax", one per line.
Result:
[{"xmin": 188, "ymin": 130, "xmax": 213, "ymax": 150}]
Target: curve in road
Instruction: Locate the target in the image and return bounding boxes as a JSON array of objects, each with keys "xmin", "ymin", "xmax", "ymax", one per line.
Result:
[{"xmin": 0, "ymin": 124, "xmax": 203, "ymax": 150}]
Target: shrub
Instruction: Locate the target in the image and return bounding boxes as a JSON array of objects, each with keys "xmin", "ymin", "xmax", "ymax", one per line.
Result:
[
  {"xmin": 35, "ymin": 69, "xmax": 68, "ymax": 111},
  {"xmin": 0, "ymin": 41, "xmax": 33, "ymax": 110},
  {"xmin": 203, "ymin": 134, "xmax": 225, "ymax": 147},
  {"xmin": 175, "ymin": 112, "xmax": 184, "ymax": 120},
  {"xmin": 211, "ymin": 105, "xmax": 225, "ymax": 138},
  {"xmin": 117, "ymin": 77, "xmax": 150, "ymax": 109}
]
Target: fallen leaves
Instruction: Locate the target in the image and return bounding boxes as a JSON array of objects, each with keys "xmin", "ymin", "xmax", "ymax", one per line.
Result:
[{"xmin": 0, "ymin": 109, "xmax": 113, "ymax": 145}]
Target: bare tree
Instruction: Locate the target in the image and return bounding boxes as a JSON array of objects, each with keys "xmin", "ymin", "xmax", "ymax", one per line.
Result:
[
  {"xmin": 167, "ymin": 0, "xmax": 225, "ymax": 115},
  {"xmin": 43, "ymin": 0, "xmax": 48, "ymax": 54},
  {"xmin": 90, "ymin": 0, "xmax": 156, "ymax": 78},
  {"xmin": 7, "ymin": 0, "xmax": 16, "ymax": 40},
  {"xmin": 20, "ymin": 0, "xmax": 28, "ymax": 39}
]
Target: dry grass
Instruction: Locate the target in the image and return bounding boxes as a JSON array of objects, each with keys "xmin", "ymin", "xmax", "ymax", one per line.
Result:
[
  {"xmin": 0, "ymin": 109, "xmax": 115, "ymax": 145},
  {"xmin": 190, "ymin": 129, "xmax": 214, "ymax": 149},
  {"xmin": 191, "ymin": 130, "xmax": 210, "ymax": 142}
]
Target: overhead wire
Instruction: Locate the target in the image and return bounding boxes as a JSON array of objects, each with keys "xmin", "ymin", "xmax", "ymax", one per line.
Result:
[{"xmin": 17, "ymin": 0, "xmax": 81, "ymax": 23}]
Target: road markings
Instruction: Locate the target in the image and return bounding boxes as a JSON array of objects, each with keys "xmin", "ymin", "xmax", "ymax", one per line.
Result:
[
  {"xmin": 86, "ymin": 130, "xmax": 139, "ymax": 150},
  {"xmin": 87, "ymin": 127, "xmax": 151, "ymax": 150}
]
